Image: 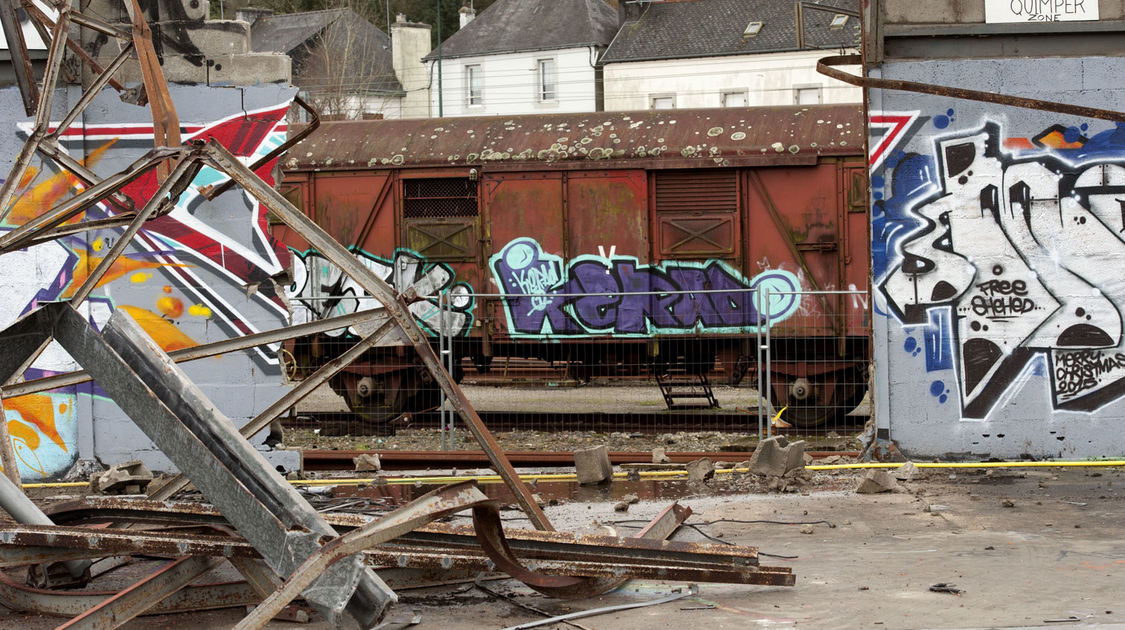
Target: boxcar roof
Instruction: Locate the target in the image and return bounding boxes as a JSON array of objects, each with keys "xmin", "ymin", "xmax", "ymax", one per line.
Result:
[{"xmin": 284, "ymin": 104, "xmax": 864, "ymax": 172}]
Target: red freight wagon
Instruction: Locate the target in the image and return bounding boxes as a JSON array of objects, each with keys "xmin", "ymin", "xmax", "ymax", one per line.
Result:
[{"xmin": 277, "ymin": 104, "xmax": 870, "ymax": 426}]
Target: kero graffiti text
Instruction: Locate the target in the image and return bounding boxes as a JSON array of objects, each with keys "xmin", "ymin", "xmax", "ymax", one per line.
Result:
[{"xmin": 490, "ymin": 238, "xmax": 801, "ymax": 337}]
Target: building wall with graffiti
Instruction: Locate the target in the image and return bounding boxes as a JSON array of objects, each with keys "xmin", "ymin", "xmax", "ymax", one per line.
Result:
[
  {"xmin": 0, "ymin": 84, "xmax": 299, "ymax": 479},
  {"xmin": 869, "ymin": 55, "xmax": 1125, "ymax": 457}
]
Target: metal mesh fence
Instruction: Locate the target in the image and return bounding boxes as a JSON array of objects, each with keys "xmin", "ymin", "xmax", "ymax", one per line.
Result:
[{"xmin": 282, "ymin": 288, "xmax": 869, "ymax": 456}]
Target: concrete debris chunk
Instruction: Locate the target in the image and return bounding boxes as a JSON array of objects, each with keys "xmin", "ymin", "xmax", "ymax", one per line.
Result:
[
  {"xmin": 652, "ymin": 446, "xmax": 671, "ymax": 464},
  {"xmin": 748, "ymin": 436, "xmax": 807, "ymax": 477},
  {"xmin": 686, "ymin": 458, "xmax": 715, "ymax": 482},
  {"xmin": 90, "ymin": 460, "xmax": 153, "ymax": 495},
  {"xmin": 856, "ymin": 469, "xmax": 899, "ymax": 494},
  {"xmin": 894, "ymin": 461, "xmax": 919, "ymax": 481},
  {"xmin": 353, "ymin": 453, "xmax": 382, "ymax": 472},
  {"xmin": 613, "ymin": 494, "xmax": 638, "ymax": 512},
  {"xmin": 574, "ymin": 445, "xmax": 613, "ymax": 485}
]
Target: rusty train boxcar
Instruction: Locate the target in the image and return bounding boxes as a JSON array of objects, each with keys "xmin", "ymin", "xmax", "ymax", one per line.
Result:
[{"xmin": 277, "ymin": 104, "xmax": 870, "ymax": 427}]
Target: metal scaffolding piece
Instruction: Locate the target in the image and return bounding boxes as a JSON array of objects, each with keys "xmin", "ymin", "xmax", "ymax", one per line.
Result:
[{"xmin": 0, "ymin": 2, "xmax": 798, "ymax": 626}]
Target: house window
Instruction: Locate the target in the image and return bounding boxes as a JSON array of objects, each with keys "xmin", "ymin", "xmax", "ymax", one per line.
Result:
[
  {"xmin": 466, "ymin": 65, "xmax": 482, "ymax": 107},
  {"xmin": 650, "ymin": 95, "xmax": 675, "ymax": 110},
  {"xmin": 721, "ymin": 90, "xmax": 747, "ymax": 107},
  {"xmin": 537, "ymin": 58, "xmax": 557, "ymax": 102},
  {"xmin": 795, "ymin": 85, "xmax": 822, "ymax": 105}
]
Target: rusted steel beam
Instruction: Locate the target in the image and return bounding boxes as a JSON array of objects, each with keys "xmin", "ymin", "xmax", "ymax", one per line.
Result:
[
  {"xmin": 0, "ymin": 570, "xmax": 259, "ymax": 617},
  {"xmin": 0, "ymin": 0, "xmax": 39, "ymax": 115},
  {"xmin": 301, "ymin": 449, "xmax": 761, "ymax": 470},
  {"xmin": 0, "ymin": 5, "xmax": 70, "ymax": 226},
  {"xmin": 3, "ymin": 309, "xmax": 393, "ymax": 398},
  {"xmin": 817, "ymin": 54, "xmax": 1125, "ymax": 123},
  {"xmin": 204, "ymin": 95, "xmax": 321, "ymax": 200},
  {"xmin": 71, "ymin": 152, "xmax": 202, "ymax": 304},
  {"xmin": 21, "ymin": 0, "xmax": 128, "ymax": 92},
  {"xmin": 235, "ymin": 482, "xmax": 491, "ymax": 629},
  {"xmin": 149, "ymin": 315, "xmax": 401, "ymax": 502},
  {"xmin": 0, "ymin": 147, "xmax": 182, "ymax": 255},
  {"xmin": 57, "ymin": 556, "xmax": 223, "ymax": 630},
  {"xmin": 123, "ymin": 0, "xmax": 181, "ymax": 172},
  {"xmin": 201, "ymin": 139, "xmax": 554, "ymax": 532}
]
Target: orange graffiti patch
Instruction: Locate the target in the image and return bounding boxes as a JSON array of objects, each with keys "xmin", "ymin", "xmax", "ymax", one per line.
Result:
[
  {"xmin": 62, "ymin": 252, "xmax": 187, "ymax": 298},
  {"xmin": 3, "ymin": 139, "xmax": 115, "ymax": 226},
  {"xmin": 6, "ymin": 419, "xmax": 40, "ymax": 450},
  {"xmin": 118, "ymin": 305, "xmax": 199, "ymax": 352},
  {"xmin": 157, "ymin": 295, "xmax": 184, "ymax": 318},
  {"xmin": 4, "ymin": 394, "xmax": 67, "ymax": 451}
]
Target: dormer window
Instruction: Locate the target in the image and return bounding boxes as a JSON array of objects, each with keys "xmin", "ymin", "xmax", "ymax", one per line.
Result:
[
  {"xmin": 744, "ymin": 21, "xmax": 763, "ymax": 37},
  {"xmin": 830, "ymin": 14, "xmax": 849, "ymax": 29}
]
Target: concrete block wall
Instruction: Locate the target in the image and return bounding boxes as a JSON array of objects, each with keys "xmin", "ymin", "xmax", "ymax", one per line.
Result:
[
  {"xmin": 868, "ymin": 49, "xmax": 1125, "ymax": 458},
  {"xmin": 0, "ymin": 84, "xmax": 300, "ymax": 480}
]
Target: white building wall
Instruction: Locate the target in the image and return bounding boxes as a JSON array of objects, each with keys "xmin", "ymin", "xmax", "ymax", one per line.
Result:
[
  {"xmin": 427, "ymin": 47, "xmax": 600, "ymax": 117},
  {"xmin": 603, "ymin": 49, "xmax": 861, "ymax": 111}
]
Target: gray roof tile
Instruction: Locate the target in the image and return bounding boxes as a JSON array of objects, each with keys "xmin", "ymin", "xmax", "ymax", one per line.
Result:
[
  {"xmin": 423, "ymin": 0, "xmax": 619, "ymax": 60},
  {"xmin": 600, "ymin": 0, "xmax": 858, "ymax": 64}
]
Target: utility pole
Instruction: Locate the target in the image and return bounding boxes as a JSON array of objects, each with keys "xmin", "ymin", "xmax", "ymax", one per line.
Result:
[{"xmin": 436, "ymin": 0, "xmax": 443, "ymax": 117}]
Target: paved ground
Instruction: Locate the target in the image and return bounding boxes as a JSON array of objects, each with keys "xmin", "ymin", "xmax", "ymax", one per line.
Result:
[{"xmin": 3, "ymin": 465, "xmax": 1123, "ymax": 629}]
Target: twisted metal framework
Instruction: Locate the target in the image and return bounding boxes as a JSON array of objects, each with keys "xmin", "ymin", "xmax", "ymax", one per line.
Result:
[{"xmin": 0, "ymin": 1, "xmax": 794, "ymax": 626}]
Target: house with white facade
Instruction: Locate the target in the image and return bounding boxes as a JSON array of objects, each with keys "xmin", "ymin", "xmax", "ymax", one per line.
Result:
[
  {"xmin": 422, "ymin": 0, "xmax": 619, "ymax": 117},
  {"xmin": 600, "ymin": 0, "xmax": 861, "ymax": 111}
]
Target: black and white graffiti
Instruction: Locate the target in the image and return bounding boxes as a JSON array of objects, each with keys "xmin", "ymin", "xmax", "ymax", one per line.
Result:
[
  {"xmin": 881, "ymin": 123, "xmax": 1125, "ymax": 417},
  {"xmin": 287, "ymin": 248, "xmax": 474, "ymax": 337}
]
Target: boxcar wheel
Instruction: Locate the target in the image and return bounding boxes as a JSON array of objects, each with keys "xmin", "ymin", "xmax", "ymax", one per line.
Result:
[{"xmin": 767, "ymin": 368, "xmax": 867, "ymax": 429}]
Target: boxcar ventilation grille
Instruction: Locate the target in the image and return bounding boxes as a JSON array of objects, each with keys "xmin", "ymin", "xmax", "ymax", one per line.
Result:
[{"xmin": 404, "ymin": 178, "xmax": 479, "ymax": 218}]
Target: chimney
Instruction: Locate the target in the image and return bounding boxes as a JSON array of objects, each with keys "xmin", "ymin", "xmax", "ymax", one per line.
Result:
[
  {"xmin": 618, "ymin": 0, "xmax": 647, "ymax": 26},
  {"xmin": 391, "ymin": 18, "xmax": 433, "ymax": 119},
  {"xmin": 235, "ymin": 7, "xmax": 273, "ymax": 26},
  {"xmin": 459, "ymin": 5, "xmax": 476, "ymax": 28}
]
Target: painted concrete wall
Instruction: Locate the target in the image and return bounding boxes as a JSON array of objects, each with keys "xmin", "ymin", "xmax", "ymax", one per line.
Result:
[
  {"xmin": 869, "ymin": 56, "xmax": 1125, "ymax": 458},
  {"xmin": 426, "ymin": 47, "xmax": 600, "ymax": 117},
  {"xmin": 0, "ymin": 84, "xmax": 299, "ymax": 479},
  {"xmin": 603, "ymin": 50, "xmax": 862, "ymax": 111}
]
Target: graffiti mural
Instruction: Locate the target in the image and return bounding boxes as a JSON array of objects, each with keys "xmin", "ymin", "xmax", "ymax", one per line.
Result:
[
  {"xmin": 876, "ymin": 118, "xmax": 1125, "ymax": 418},
  {"xmin": 490, "ymin": 238, "xmax": 801, "ymax": 337},
  {"xmin": 288, "ymin": 248, "xmax": 474, "ymax": 338},
  {"xmin": 0, "ymin": 91, "xmax": 296, "ymax": 480}
]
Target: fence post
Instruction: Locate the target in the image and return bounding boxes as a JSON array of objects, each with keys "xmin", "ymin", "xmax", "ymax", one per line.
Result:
[
  {"xmin": 755, "ymin": 287, "xmax": 764, "ymax": 440},
  {"xmin": 438, "ymin": 291, "xmax": 449, "ymax": 451},
  {"xmin": 763, "ymin": 286, "xmax": 772, "ymax": 440}
]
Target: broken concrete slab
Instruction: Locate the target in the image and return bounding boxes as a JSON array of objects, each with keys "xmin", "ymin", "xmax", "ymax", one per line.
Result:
[
  {"xmin": 894, "ymin": 461, "xmax": 920, "ymax": 481},
  {"xmin": 652, "ymin": 447, "xmax": 671, "ymax": 464},
  {"xmin": 574, "ymin": 445, "xmax": 613, "ymax": 485},
  {"xmin": 748, "ymin": 436, "xmax": 807, "ymax": 477},
  {"xmin": 89, "ymin": 460, "xmax": 152, "ymax": 495},
  {"xmin": 686, "ymin": 458, "xmax": 715, "ymax": 482},
  {"xmin": 353, "ymin": 453, "xmax": 382, "ymax": 472},
  {"xmin": 856, "ymin": 469, "xmax": 899, "ymax": 494}
]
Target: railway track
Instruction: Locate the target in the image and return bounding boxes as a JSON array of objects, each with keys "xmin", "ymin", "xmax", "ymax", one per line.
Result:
[{"xmin": 283, "ymin": 409, "xmax": 866, "ymax": 436}]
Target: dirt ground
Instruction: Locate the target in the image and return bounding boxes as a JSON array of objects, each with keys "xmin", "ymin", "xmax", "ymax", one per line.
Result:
[{"xmin": 4, "ymin": 465, "xmax": 1124, "ymax": 630}]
